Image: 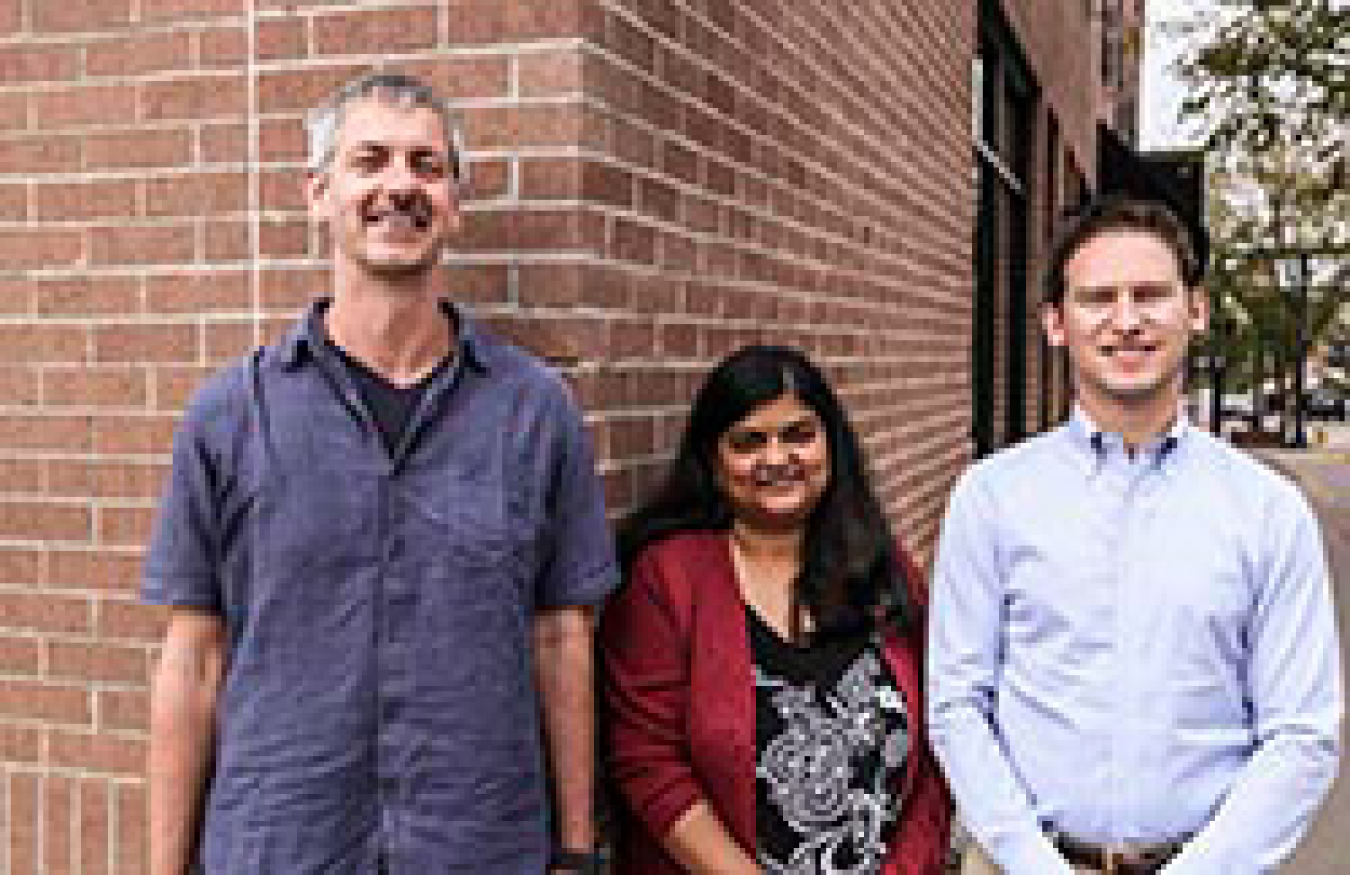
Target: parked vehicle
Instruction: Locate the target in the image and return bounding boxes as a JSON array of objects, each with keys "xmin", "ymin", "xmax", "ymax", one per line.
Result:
[
  {"xmin": 1305, "ymin": 389, "xmax": 1347, "ymax": 421},
  {"xmin": 1221, "ymin": 408, "xmax": 1258, "ymax": 427},
  {"xmin": 1219, "ymin": 397, "xmax": 1260, "ymax": 428}
]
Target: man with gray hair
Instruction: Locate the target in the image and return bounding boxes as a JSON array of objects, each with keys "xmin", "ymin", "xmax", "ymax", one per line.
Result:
[{"xmin": 145, "ymin": 73, "xmax": 617, "ymax": 874}]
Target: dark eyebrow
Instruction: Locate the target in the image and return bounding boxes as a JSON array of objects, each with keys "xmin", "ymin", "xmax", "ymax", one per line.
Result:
[
  {"xmin": 409, "ymin": 147, "xmax": 450, "ymax": 164},
  {"xmin": 347, "ymin": 142, "xmax": 387, "ymax": 157},
  {"xmin": 1070, "ymin": 281, "xmax": 1179, "ymax": 297},
  {"xmin": 348, "ymin": 142, "xmax": 452, "ymax": 167},
  {"xmin": 347, "ymin": 141, "xmax": 445, "ymax": 154},
  {"xmin": 729, "ymin": 416, "xmax": 818, "ymax": 436}
]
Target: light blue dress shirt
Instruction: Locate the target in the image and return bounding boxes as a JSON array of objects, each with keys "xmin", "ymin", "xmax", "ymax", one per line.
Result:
[{"xmin": 927, "ymin": 408, "xmax": 1342, "ymax": 874}]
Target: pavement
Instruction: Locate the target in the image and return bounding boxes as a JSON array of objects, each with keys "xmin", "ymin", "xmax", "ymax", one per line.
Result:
[
  {"xmin": 1247, "ymin": 422, "xmax": 1350, "ymax": 874},
  {"xmin": 1251, "ymin": 422, "xmax": 1350, "ymax": 544}
]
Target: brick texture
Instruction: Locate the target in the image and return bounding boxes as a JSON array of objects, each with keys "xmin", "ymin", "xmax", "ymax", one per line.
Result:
[
  {"xmin": 0, "ymin": 0, "xmax": 1105, "ymax": 869},
  {"xmin": 563, "ymin": 0, "xmax": 983, "ymax": 541},
  {"xmin": 3, "ymin": 0, "xmax": 247, "ymax": 867}
]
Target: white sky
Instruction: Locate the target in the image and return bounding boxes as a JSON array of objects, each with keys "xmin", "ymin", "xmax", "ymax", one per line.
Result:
[
  {"xmin": 1141, "ymin": 2, "xmax": 1349, "ymax": 266},
  {"xmin": 1140, "ymin": 0, "xmax": 1223, "ymax": 151}
]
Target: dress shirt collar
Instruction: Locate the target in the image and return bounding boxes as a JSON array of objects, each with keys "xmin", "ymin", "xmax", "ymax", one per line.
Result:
[{"xmin": 1065, "ymin": 404, "xmax": 1191, "ymax": 479}]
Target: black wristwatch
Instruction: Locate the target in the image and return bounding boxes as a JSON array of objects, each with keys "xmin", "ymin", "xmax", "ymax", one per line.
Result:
[{"xmin": 549, "ymin": 848, "xmax": 603, "ymax": 874}]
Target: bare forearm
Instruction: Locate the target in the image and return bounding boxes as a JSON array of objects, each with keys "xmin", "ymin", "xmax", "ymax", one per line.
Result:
[
  {"xmin": 665, "ymin": 802, "xmax": 761, "ymax": 875},
  {"xmin": 534, "ymin": 607, "xmax": 596, "ymax": 852},
  {"xmin": 149, "ymin": 704, "xmax": 214, "ymax": 873},
  {"xmin": 149, "ymin": 613, "xmax": 224, "ymax": 875}
]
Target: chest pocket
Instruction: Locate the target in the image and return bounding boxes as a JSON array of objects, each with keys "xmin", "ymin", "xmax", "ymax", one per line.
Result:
[
  {"xmin": 401, "ymin": 455, "xmax": 550, "ymax": 613},
  {"xmin": 427, "ymin": 467, "xmax": 514, "ymax": 566}
]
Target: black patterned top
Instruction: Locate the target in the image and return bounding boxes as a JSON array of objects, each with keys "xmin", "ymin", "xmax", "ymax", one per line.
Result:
[{"xmin": 749, "ymin": 607, "xmax": 910, "ymax": 874}]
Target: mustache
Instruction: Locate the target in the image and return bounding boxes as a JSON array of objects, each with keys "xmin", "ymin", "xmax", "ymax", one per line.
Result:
[
  {"xmin": 750, "ymin": 459, "xmax": 806, "ymax": 487},
  {"xmin": 363, "ymin": 198, "xmax": 433, "ymax": 224}
]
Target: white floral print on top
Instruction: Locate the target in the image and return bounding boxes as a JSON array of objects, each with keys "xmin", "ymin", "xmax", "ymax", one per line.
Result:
[{"xmin": 754, "ymin": 647, "xmax": 909, "ymax": 874}]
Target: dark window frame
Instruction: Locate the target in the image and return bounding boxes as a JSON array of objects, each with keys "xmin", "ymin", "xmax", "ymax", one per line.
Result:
[{"xmin": 974, "ymin": 0, "xmax": 1037, "ymax": 455}]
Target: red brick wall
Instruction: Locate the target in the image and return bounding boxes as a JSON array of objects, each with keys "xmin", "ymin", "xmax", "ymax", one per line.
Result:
[
  {"xmin": 3, "ymin": 1, "xmax": 252, "ymax": 871},
  {"xmin": 577, "ymin": 0, "xmax": 978, "ymax": 541},
  {"xmin": 0, "ymin": 0, "xmax": 981, "ymax": 869}
]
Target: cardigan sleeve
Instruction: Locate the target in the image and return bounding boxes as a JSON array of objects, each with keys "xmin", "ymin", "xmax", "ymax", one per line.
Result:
[
  {"xmin": 885, "ymin": 733, "xmax": 953, "ymax": 874},
  {"xmin": 601, "ymin": 547, "xmax": 705, "ymax": 840}
]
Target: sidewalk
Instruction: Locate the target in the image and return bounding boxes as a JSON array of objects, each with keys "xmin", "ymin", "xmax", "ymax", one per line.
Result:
[
  {"xmin": 1247, "ymin": 424, "xmax": 1350, "ymax": 875},
  {"xmin": 1248, "ymin": 422, "xmax": 1350, "ymax": 545}
]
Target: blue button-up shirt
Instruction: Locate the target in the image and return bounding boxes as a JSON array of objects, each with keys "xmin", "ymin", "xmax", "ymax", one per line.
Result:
[
  {"xmin": 144, "ymin": 301, "xmax": 619, "ymax": 873},
  {"xmin": 928, "ymin": 408, "xmax": 1342, "ymax": 874}
]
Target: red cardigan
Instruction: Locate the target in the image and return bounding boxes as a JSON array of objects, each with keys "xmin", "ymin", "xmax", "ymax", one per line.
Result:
[{"xmin": 601, "ymin": 530, "xmax": 951, "ymax": 874}]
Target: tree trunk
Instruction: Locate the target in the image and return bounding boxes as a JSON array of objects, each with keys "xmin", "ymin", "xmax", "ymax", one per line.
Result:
[{"xmin": 1252, "ymin": 342, "xmax": 1266, "ymax": 433}]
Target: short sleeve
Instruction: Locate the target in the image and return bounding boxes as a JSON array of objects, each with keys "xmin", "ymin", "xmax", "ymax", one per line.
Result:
[
  {"xmin": 533, "ymin": 384, "xmax": 618, "ymax": 610},
  {"xmin": 141, "ymin": 373, "xmax": 238, "ymax": 613}
]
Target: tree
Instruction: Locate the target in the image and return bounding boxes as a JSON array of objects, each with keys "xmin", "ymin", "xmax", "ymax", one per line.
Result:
[
  {"xmin": 1181, "ymin": 0, "xmax": 1349, "ymax": 249},
  {"xmin": 1181, "ymin": 1, "xmax": 1349, "ymax": 439}
]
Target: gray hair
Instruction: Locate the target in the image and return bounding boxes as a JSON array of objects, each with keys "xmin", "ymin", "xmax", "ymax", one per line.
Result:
[{"xmin": 305, "ymin": 72, "xmax": 468, "ymax": 186}]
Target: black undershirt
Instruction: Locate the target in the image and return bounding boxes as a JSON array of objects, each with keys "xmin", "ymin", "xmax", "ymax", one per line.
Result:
[{"xmin": 322, "ymin": 326, "xmax": 453, "ymax": 457}]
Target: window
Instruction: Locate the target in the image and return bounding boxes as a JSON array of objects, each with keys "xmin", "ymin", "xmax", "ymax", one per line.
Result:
[
  {"xmin": 974, "ymin": 0, "xmax": 1038, "ymax": 454},
  {"xmin": 1040, "ymin": 114, "xmax": 1061, "ymax": 430}
]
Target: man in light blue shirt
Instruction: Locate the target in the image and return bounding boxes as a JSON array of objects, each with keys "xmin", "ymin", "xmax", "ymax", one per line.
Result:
[{"xmin": 928, "ymin": 195, "xmax": 1342, "ymax": 874}]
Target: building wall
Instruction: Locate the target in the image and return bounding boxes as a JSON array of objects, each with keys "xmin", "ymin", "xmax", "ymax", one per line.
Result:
[
  {"xmin": 0, "ymin": 0, "xmax": 1035, "ymax": 870},
  {"xmin": 1003, "ymin": 0, "xmax": 1097, "ymax": 180},
  {"xmin": 982, "ymin": 0, "xmax": 1102, "ymax": 441},
  {"xmin": 580, "ymin": 0, "xmax": 977, "ymax": 541}
]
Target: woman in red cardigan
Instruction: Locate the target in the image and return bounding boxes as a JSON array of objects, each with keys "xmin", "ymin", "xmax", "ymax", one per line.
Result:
[{"xmin": 602, "ymin": 345, "xmax": 950, "ymax": 875}]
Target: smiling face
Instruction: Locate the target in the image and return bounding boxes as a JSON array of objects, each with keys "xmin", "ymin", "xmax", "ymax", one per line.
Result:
[
  {"xmin": 1044, "ymin": 228, "xmax": 1208, "ymax": 421},
  {"xmin": 307, "ymin": 96, "xmax": 462, "ymax": 282},
  {"xmin": 715, "ymin": 393, "xmax": 831, "ymax": 531}
]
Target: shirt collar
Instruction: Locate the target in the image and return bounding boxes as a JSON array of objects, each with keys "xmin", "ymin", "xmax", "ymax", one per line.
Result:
[
  {"xmin": 276, "ymin": 297, "xmax": 491, "ymax": 374},
  {"xmin": 1066, "ymin": 404, "xmax": 1190, "ymax": 477}
]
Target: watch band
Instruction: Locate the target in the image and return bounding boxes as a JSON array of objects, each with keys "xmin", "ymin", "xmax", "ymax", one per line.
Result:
[{"xmin": 549, "ymin": 848, "xmax": 603, "ymax": 874}]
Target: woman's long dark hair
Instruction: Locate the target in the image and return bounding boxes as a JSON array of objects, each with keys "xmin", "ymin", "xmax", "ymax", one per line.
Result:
[{"xmin": 618, "ymin": 345, "xmax": 915, "ymax": 641}]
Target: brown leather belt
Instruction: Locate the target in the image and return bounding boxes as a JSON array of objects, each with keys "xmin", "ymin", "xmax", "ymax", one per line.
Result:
[{"xmin": 1048, "ymin": 831, "xmax": 1188, "ymax": 874}]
